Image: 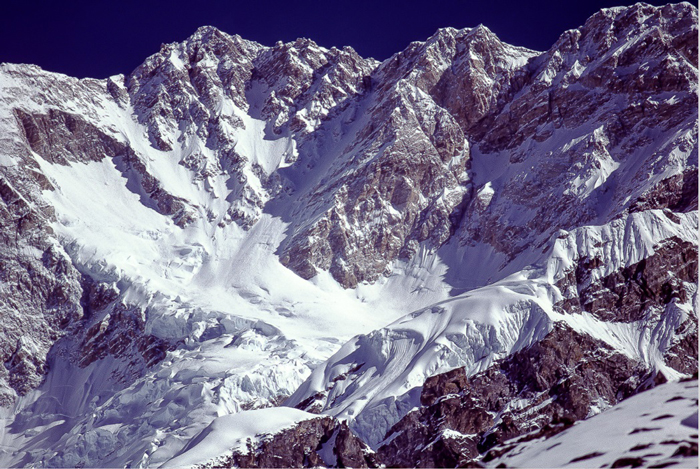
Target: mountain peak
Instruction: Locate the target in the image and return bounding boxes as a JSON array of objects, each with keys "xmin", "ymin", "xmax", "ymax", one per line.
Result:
[{"xmin": 0, "ymin": 4, "xmax": 696, "ymax": 468}]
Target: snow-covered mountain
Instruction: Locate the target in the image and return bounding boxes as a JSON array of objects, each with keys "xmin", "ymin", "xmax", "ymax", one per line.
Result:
[{"xmin": 0, "ymin": 2, "xmax": 696, "ymax": 467}]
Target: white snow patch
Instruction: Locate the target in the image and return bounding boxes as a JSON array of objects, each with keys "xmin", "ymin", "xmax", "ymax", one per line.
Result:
[{"xmin": 162, "ymin": 408, "xmax": 320, "ymax": 468}]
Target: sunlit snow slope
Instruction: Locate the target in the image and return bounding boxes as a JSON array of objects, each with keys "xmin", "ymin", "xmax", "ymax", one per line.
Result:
[
  {"xmin": 0, "ymin": 2, "xmax": 696, "ymax": 468},
  {"xmin": 487, "ymin": 379, "xmax": 699, "ymax": 468}
]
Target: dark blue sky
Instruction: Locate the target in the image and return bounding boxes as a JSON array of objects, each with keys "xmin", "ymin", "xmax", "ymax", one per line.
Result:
[{"xmin": 0, "ymin": 0, "xmax": 684, "ymax": 79}]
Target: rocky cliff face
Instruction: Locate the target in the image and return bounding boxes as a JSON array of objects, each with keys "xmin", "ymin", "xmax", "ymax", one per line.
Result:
[
  {"xmin": 456, "ymin": 2, "xmax": 698, "ymax": 260},
  {"xmin": 0, "ymin": 2, "xmax": 696, "ymax": 468},
  {"xmin": 375, "ymin": 323, "xmax": 649, "ymax": 467},
  {"xmin": 202, "ymin": 416, "xmax": 379, "ymax": 469},
  {"xmin": 0, "ymin": 161, "xmax": 83, "ymax": 404},
  {"xmin": 286, "ymin": 1, "xmax": 697, "ymax": 462}
]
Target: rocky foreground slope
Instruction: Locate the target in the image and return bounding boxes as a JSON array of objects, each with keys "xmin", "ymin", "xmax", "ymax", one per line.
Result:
[{"xmin": 0, "ymin": 2, "xmax": 697, "ymax": 467}]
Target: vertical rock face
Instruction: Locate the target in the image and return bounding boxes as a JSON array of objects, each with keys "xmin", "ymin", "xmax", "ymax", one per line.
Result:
[
  {"xmin": 0, "ymin": 2, "xmax": 696, "ymax": 468},
  {"xmin": 251, "ymin": 39, "xmax": 376, "ymax": 134},
  {"xmin": 277, "ymin": 24, "xmax": 538, "ymax": 287},
  {"xmin": 0, "ymin": 166, "xmax": 83, "ymax": 404},
  {"xmin": 473, "ymin": 2, "xmax": 698, "ymax": 152},
  {"xmin": 374, "ymin": 25, "xmax": 537, "ymax": 134},
  {"xmin": 278, "ymin": 87, "xmax": 471, "ymax": 286},
  {"xmin": 456, "ymin": 1, "xmax": 698, "ymax": 261},
  {"xmin": 126, "ymin": 26, "xmax": 261, "ymax": 151},
  {"xmin": 560, "ymin": 235, "xmax": 698, "ymax": 323}
]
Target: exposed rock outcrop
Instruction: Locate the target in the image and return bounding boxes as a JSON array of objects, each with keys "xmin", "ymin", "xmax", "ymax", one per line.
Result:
[
  {"xmin": 201, "ymin": 417, "xmax": 379, "ymax": 468},
  {"xmin": 456, "ymin": 1, "xmax": 698, "ymax": 262},
  {"xmin": 576, "ymin": 236, "xmax": 697, "ymax": 323},
  {"xmin": 376, "ymin": 323, "xmax": 649, "ymax": 467},
  {"xmin": 0, "ymin": 163, "xmax": 83, "ymax": 404}
]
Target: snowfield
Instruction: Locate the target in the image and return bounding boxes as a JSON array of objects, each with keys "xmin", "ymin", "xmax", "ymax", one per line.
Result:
[{"xmin": 0, "ymin": 2, "xmax": 696, "ymax": 468}]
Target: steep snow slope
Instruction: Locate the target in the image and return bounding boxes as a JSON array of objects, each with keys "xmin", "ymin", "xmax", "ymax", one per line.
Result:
[
  {"xmin": 288, "ymin": 209, "xmax": 697, "ymax": 446},
  {"xmin": 161, "ymin": 407, "xmax": 378, "ymax": 469},
  {"xmin": 0, "ymin": 28, "xmax": 467, "ymax": 467},
  {"xmin": 0, "ymin": 67, "xmax": 457, "ymax": 467},
  {"xmin": 0, "ymin": 2, "xmax": 696, "ymax": 468},
  {"xmin": 162, "ymin": 408, "xmax": 326, "ymax": 468},
  {"xmin": 487, "ymin": 379, "xmax": 699, "ymax": 468}
]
